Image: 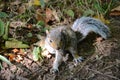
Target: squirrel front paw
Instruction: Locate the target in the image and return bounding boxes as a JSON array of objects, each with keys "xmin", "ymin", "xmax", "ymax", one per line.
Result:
[
  {"xmin": 50, "ymin": 68, "xmax": 59, "ymax": 74},
  {"xmin": 73, "ymin": 57, "xmax": 83, "ymax": 65}
]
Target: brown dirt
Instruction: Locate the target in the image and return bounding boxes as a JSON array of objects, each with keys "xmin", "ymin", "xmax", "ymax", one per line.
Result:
[{"xmin": 0, "ymin": 18, "xmax": 120, "ymax": 80}]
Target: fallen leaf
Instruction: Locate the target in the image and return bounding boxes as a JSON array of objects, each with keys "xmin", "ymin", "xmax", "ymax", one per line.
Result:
[
  {"xmin": 5, "ymin": 39, "xmax": 29, "ymax": 48},
  {"xmin": 52, "ymin": 10, "xmax": 60, "ymax": 22},
  {"xmin": 29, "ymin": 0, "xmax": 39, "ymax": 6},
  {"xmin": 35, "ymin": 9, "xmax": 45, "ymax": 22},
  {"xmin": 10, "ymin": 0, "xmax": 21, "ymax": 5},
  {"xmin": 32, "ymin": 47, "xmax": 41, "ymax": 61},
  {"xmin": 111, "ymin": 5, "xmax": 120, "ymax": 11},
  {"xmin": 12, "ymin": 48, "xmax": 19, "ymax": 53},
  {"xmin": 33, "ymin": 0, "xmax": 41, "ymax": 6},
  {"xmin": 18, "ymin": 4, "xmax": 26, "ymax": 14},
  {"xmin": 10, "ymin": 21, "xmax": 26, "ymax": 28},
  {"xmin": 18, "ymin": 49, "xmax": 26, "ymax": 56},
  {"xmin": 8, "ymin": 53, "xmax": 16, "ymax": 61},
  {"xmin": 17, "ymin": 55, "xmax": 23, "ymax": 61},
  {"xmin": 27, "ymin": 24, "xmax": 33, "ymax": 29},
  {"xmin": 110, "ymin": 5, "xmax": 120, "ymax": 16},
  {"xmin": 45, "ymin": 8, "xmax": 54, "ymax": 23}
]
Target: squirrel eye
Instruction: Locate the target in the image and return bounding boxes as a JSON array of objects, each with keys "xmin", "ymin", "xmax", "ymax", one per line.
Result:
[{"xmin": 49, "ymin": 40, "xmax": 52, "ymax": 43}]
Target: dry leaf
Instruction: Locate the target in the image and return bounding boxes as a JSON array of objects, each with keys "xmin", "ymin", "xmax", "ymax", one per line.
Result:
[
  {"xmin": 110, "ymin": 5, "xmax": 120, "ymax": 16},
  {"xmin": 45, "ymin": 8, "xmax": 54, "ymax": 23},
  {"xmin": 10, "ymin": 21, "xmax": 26, "ymax": 28},
  {"xmin": 12, "ymin": 48, "xmax": 19, "ymax": 53},
  {"xmin": 52, "ymin": 10, "xmax": 60, "ymax": 22},
  {"xmin": 18, "ymin": 4, "xmax": 26, "ymax": 14},
  {"xmin": 33, "ymin": 0, "xmax": 41, "ymax": 6},
  {"xmin": 15, "ymin": 55, "xmax": 23, "ymax": 63},
  {"xmin": 29, "ymin": 0, "xmax": 40, "ymax": 6},
  {"xmin": 10, "ymin": 0, "xmax": 21, "ymax": 5},
  {"xmin": 35, "ymin": 9, "xmax": 45, "ymax": 21},
  {"xmin": 27, "ymin": 24, "xmax": 33, "ymax": 29},
  {"xmin": 8, "ymin": 53, "xmax": 16, "ymax": 61},
  {"xmin": 111, "ymin": 5, "xmax": 120, "ymax": 11},
  {"xmin": 18, "ymin": 49, "xmax": 26, "ymax": 56}
]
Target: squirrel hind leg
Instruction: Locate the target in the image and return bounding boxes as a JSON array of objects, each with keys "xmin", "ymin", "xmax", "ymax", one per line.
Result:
[{"xmin": 68, "ymin": 47, "xmax": 83, "ymax": 64}]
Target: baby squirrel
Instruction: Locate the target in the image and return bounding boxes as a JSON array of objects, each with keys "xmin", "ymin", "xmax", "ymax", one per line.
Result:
[
  {"xmin": 72, "ymin": 17, "xmax": 110, "ymax": 42},
  {"xmin": 45, "ymin": 26, "xmax": 82, "ymax": 73},
  {"xmin": 45, "ymin": 17, "xmax": 110, "ymax": 73}
]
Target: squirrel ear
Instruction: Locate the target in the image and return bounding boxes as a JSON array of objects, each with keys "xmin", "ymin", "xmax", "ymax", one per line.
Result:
[{"xmin": 46, "ymin": 30, "xmax": 49, "ymax": 35}]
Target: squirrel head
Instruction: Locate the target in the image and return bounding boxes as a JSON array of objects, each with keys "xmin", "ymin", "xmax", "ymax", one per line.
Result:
[{"xmin": 46, "ymin": 28, "xmax": 65, "ymax": 50}]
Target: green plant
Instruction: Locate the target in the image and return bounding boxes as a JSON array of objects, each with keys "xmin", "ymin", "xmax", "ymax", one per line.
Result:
[
  {"xmin": 46, "ymin": 0, "xmax": 118, "ymax": 19},
  {"xmin": 3, "ymin": 21, "xmax": 9, "ymax": 40},
  {"xmin": 0, "ymin": 55, "xmax": 12, "ymax": 69},
  {"xmin": 32, "ymin": 47, "xmax": 43, "ymax": 61},
  {"xmin": 0, "ymin": 19, "xmax": 5, "ymax": 37},
  {"xmin": 76, "ymin": 0, "xmax": 116, "ymax": 17},
  {"xmin": 0, "ymin": 12, "xmax": 8, "ymax": 18},
  {"xmin": 36, "ymin": 20, "xmax": 49, "ymax": 34}
]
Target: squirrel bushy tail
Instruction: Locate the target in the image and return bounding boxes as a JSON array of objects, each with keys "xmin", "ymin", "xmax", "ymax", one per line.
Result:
[{"xmin": 72, "ymin": 17, "xmax": 111, "ymax": 42}]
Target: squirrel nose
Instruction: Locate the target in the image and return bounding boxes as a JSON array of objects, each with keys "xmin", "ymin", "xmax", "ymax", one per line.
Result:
[{"xmin": 57, "ymin": 47, "xmax": 60, "ymax": 50}]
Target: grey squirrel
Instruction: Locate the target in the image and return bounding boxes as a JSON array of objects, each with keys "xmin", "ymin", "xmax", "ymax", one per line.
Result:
[
  {"xmin": 72, "ymin": 17, "xmax": 110, "ymax": 42},
  {"xmin": 45, "ymin": 17, "xmax": 110, "ymax": 73},
  {"xmin": 45, "ymin": 26, "xmax": 83, "ymax": 73}
]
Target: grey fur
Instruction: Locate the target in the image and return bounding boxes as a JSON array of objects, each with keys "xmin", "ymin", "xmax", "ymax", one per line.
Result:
[
  {"xmin": 45, "ymin": 26, "xmax": 82, "ymax": 73},
  {"xmin": 72, "ymin": 17, "xmax": 111, "ymax": 42}
]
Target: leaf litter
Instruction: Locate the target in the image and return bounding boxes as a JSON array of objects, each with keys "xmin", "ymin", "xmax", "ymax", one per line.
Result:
[{"xmin": 0, "ymin": 0, "xmax": 120, "ymax": 80}]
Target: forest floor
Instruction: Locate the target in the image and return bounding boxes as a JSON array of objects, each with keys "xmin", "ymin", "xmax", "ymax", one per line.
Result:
[{"xmin": 0, "ymin": 17, "xmax": 120, "ymax": 80}]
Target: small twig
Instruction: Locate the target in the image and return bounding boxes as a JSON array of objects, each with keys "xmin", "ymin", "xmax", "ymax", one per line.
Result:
[
  {"xmin": 100, "ymin": 64, "xmax": 114, "ymax": 72},
  {"xmin": 73, "ymin": 52, "xmax": 97, "ymax": 75},
  {"xmin": 87, "ymin": 68, "xmax": 120, "ymax": 80}
]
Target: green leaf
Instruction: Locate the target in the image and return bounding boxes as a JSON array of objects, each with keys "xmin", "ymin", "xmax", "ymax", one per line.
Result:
[
  {"xmin": 32, "ymin": 47, "xmax": 43, "ymax": 61},
  {"xmin": 0, "ymin": 55, "xmax": 12, "ymax": 65},
  {"xmin": 0, "ymin": 12, "xmax": 8, "ymax": 18},
  {"xmin": 0, "ymin": 19, "xmax": 5, "ymax": 36},
  {"xmin": 66, "ymin": 9, "xmax": 74, "ymax": 18},
  {"xmin": 0, "ymin": 63, "xmax": 2, "ymax": 69},
  {"xmin": 27, "ymin": 32, "xmax": 33, "ymax": 37},
  {"xmin": 32, "ymin": 47, "xmax": 40, "ymax": 61},
  {"xmin": 37, "ymin": 20, "xmax": 45, "ymax": 27},
  {"xmin": 5, "ymin": 39, "xmax": 29, "ymax": 48},
  {"xmin": 83, "ymin": 9, "xmax": 95, "ymax": 16},
  {"xmin": 40, "ymin": 0, "xmax": 45, "ymax": 8},
  {"xmin": 3, "ymin": 21, "xmax": 9, "ymax": 40}
]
